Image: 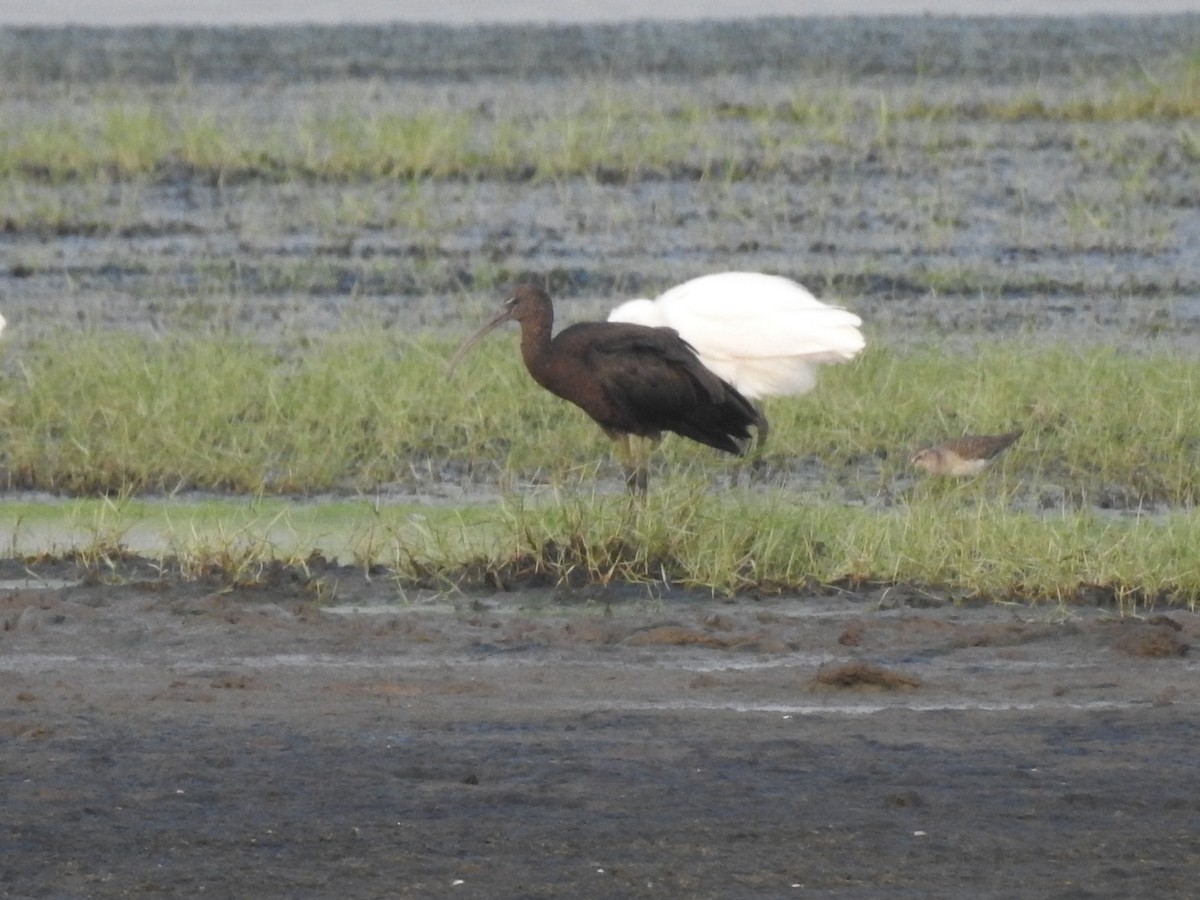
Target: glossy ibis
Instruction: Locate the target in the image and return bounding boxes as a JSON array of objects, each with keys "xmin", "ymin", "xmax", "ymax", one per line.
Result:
[
  {"xmin": 911, "ymin": 430, "xmax": 1023, "ymax": 477},
  {"xmin": 608, "ymin": 272, "xmax": 865, "ymax": 447},
  {"xmin": 449, "ymin": 283, "xmax": 759, "ymax": 492}
]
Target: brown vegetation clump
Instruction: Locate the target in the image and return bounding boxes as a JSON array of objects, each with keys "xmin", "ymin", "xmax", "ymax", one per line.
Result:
[
  {"xmin": 1112, "ymin": 626, "xmax": 1189, "ymax": 659},
  {"xmin": 626, "ymin": 625, "xmax": 730, "ymax": 648},
  {"xmin": 815, "ymin": 662, "xmax": 921, "ymax": 690}
]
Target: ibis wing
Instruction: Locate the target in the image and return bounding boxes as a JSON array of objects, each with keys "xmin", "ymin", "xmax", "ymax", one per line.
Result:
[
  {"xmin": 575, "ymin": 324, "xmax": 756, "ymax": 453},
  {"xmin": 580, "ymin": 325, "xmax": 724, "ymax": 404}
]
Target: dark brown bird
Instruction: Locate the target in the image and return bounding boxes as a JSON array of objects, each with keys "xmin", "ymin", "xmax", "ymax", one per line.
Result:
[
  {"xmin": 448, "ymin": 283, "xmax": 759, "ymax": 492},
  {"xmin": 911, "ymin": 430, "xmax": 1023, "ymax": 477}
]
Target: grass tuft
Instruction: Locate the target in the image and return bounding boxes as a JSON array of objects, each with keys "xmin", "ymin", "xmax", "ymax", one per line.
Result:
[
  {"xmin": 3, "ymin": 330, "xmax": 1200, "ymax": 509},
  {"xmin": 2, "ymin": 54, "xmax": 1198, "ymax": 185}
]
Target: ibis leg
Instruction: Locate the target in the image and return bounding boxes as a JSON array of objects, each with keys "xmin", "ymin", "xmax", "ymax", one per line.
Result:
[
  {"xmin": 613, "ymin": 434, "xmax": 649, "ymax": 495},
  {"xmin": 731, "ymin": 405, "xmax": 770, "ymax": 486},
  {"xmin": 753, "ymin": 405, "xmax": 769, "ymax": 452},
  {"xmin": 627, "ymin": 467, "xmax": 648, "ymax": 494}
]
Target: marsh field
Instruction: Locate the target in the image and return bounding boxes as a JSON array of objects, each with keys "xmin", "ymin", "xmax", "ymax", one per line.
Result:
[{"xmin": 3, "ymin": 16, "xmax": 1200, "ymax": 898}]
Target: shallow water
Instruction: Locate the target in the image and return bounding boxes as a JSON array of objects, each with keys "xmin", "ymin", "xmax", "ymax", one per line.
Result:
[{"xmin": 0, "ymin": 492, "xmax": 510, "ymax": 561}]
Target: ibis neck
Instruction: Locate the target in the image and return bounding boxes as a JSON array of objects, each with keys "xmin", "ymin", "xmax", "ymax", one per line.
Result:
[{"xmin": 518, "ymin": 312, "xmax": 555, "ymax": 378}]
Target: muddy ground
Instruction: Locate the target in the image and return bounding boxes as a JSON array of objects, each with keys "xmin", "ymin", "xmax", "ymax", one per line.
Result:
[
  {"xmin": 2, "ymin": 16, "xmax": 1200, "ymax": 899},
  {"xmin": 2, "ymin": 567, "xmax": 1198, "ymax": 899}
]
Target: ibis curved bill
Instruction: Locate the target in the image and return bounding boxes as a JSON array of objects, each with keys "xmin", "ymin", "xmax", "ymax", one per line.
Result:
[
  {"xmin": 449, "ymin": 283, "xmax": 759, "ymax": 493},
  {"xmin": 608, "ymin": 272, "xmax": 865, "ymax": 446}
]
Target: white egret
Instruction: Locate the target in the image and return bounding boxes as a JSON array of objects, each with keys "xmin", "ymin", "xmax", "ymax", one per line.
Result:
[{"xmin": 608, "ymin": 272, "xmax": 865, "ymax": 446}]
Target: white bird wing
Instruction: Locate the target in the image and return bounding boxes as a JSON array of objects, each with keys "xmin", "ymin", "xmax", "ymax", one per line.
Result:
[
  {"xmin": 609, "ymin": 273, "xmax": 865, "ymax": 398},
  {"xmin": 657, "ymin": 272, "xmax": 832, "ymax": 310},
  {"xmin": 655, "ymin": 273, "xmax": 865, "ymax": 363},
  {"xmin": 606, "ymin": 298, "xmax": 665, "ymax": 328}
]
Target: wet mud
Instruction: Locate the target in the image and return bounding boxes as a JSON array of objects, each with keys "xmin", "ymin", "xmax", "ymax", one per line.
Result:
[{"xmin": 2, "ymin": 566, "xmax": 1198, "ymax": 898}]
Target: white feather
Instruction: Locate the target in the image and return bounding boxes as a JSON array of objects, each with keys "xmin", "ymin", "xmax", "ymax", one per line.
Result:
[{"xmin": 608, "ymin": 272, "xmax": 864, "ymax": 399}]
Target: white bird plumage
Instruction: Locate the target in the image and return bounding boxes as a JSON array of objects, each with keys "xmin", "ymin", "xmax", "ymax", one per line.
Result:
[
  {"xmin": 608, "ymin": 272, "xmax": 864, "ymax": 445},
  {"xmin": 609, "ymin": 271, "xmax": 864, "ymax": 451},
  {"xmin": 608, "ymin": 272, "xmax": 863, "ymax": 398}
]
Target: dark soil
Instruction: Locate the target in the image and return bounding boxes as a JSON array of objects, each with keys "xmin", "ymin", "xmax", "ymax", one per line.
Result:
[{"xmin": 2, "ymin": 564, "xmax": 1198, "ymax": 898}]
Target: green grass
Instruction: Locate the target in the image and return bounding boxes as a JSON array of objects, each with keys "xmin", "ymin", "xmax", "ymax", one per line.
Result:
[
  {"xmin": 14, "ymin": 483, "xmax": 1200, "ymax": 609},
  {"xmin": 1, "ymin": 329, "xmax": 1199, "ymax": 604},
  {"xmin": 0, "ymin": 494, "xmax": 502, "ymax": 584},
  {"xmin": 480, "ymin": 484, "xmax": 1200, "ymax": 608},
  {"xmin": 1, "ymin": 54, "xmax": 1198, "ymax": 185},
  {"xmin": 3, "ymin": 329, "xmax": 1198, "ymax": 502},
  {"xmin": 0, "ymin": 34, "xmax": 1194, "ymax": 603}
]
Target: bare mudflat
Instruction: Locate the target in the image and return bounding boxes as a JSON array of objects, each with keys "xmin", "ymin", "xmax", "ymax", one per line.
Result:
[
  {"xmin": 2, "ymin": 567, "xmax": 1198, "ymax": 898},
  {"xmin": 2, "ymin": 16, "xmax": 1200, "ymax": 899}
]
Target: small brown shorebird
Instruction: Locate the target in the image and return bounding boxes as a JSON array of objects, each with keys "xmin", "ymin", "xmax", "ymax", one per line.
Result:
[{"xmin": 910, "ymin": 430, "xmax": 1023, "ymax": 477}]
